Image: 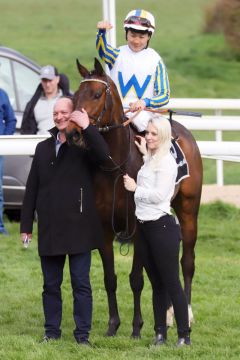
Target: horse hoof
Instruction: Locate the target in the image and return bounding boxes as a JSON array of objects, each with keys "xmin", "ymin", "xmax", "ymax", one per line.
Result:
[
  {"xmin": 105, "ymin": 329, "xmax": 117, "ymax": 337},
  {"xmin": 130, "ymin": 332, "xmax": 141, "ymax": 339},
  {"xmin": 105, "ymin": 321, "xmax": 120, "ymax": 337}
]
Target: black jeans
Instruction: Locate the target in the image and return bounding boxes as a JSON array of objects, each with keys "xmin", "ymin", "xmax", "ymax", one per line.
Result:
[
  {"xmin": 138, "ymin": 215, "xmax": 189, "ymax": 338},
  {"xmin": 40, "ymin": 252, "xmax": 92, "ymax": 341}
]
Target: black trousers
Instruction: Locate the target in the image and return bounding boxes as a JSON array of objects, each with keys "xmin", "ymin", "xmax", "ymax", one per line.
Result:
[
  {"xmin": 138, "ymin": 215, "xmax": 189, "ymax": 338},
  {"xmin": 40, "ymin": 252, "xmax": 92, "ymax": 341}
]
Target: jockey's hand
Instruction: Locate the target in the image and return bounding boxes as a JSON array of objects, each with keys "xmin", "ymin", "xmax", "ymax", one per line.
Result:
[
  {"xmin": 123, "ymin": 174, "xmax": 137, "ymax": 192},
  {"xmin": 135, "ymin": 135, "xmax": 147, "ymax": 155},
  {"xmin": 129, "ymin": 100, "xmax": 146, "ymax": 112},
  {"xmin": 97, "ymin": 20, "xmax": 113, "ymax": 30},
  {"xmin": 70, "ymin": 109, "xmax": 89, "ymax": 129}
]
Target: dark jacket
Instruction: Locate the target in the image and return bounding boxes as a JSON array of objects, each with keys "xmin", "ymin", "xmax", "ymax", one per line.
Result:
[
  {"xmin": 20, "ymin": 125, "xmax": 109, "ymax": 256},
  {"xmin": 0, "ymin": 88, "xmax": 16, "ymax": 135},
  {"xmin": 20, "ymin": 73, "xmax": 71, "ymax": 134}
]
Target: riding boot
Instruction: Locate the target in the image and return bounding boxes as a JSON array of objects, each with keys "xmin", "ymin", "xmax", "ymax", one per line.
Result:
[
  {"xmin": 176, "ymin": 334, "xmax": 191, "ymax": 347},
  {"xmin": 153, "ymin": 326, "xmax": 167, "ymax": 345},
  {"xmin": 176, "ymin": 329, "xmax": 191, "ymax": 347}
]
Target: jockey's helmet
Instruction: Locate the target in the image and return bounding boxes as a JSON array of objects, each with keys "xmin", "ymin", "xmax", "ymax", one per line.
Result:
[{"xmin": 123, "ymin": 9, "xmax": 155, "ymax": 34}]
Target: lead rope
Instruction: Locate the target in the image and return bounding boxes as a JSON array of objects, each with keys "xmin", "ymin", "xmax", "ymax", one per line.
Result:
[
  {"xmin": 107, "ymin": 143, "xmax": 137, "ymax": 256},
  {"xmin": 111, "ymin": 173, "xmax": 136, "ymax": 256}
]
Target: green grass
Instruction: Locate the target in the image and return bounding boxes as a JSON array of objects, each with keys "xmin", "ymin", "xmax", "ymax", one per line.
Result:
[{"xmin": 1, "ymin": 202, "xmax": 240, "ymax": 359}]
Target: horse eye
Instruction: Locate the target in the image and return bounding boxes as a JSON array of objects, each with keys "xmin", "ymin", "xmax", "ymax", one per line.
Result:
[{"xmin": 94, "ymin": 91, "xmax": 102, "ymax": 99}]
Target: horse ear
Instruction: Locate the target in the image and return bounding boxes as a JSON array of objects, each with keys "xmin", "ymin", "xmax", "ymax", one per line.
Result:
[
  {"xmin": 76, "ymin": 59, "xmax": 90, "ymax": 78},
  {"xmin": 94, "ymin": 58, "xmax": 105, "ymax": 76}
]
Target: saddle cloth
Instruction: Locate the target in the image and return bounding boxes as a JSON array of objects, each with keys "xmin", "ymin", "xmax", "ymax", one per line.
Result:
[{"xmin": 170, "ymin": 139, "xmax": 190, "ymax": 185}]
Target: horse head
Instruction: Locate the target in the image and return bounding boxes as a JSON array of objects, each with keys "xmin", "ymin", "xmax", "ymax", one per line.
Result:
[{"xmin": 66, "ymin": 58, "xmax": 124, "ymax": 146}]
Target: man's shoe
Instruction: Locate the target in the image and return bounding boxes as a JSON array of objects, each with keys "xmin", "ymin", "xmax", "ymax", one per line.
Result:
[
  {"xmin": 76, "ymin": 339, "xmax": 92, "ymax": 347},
  {"xmin": 176, "ymin": 335, "xmax": 191, "ymax": 347},
  {"xmin": 40, "ymin": 335, "xmax": 59, "ymax": 343},
  {"xmin": 153, "ymin": 333, "xmax": 166, "ymax": 346}
]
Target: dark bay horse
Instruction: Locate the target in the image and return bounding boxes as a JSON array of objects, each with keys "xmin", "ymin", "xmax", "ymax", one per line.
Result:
[{"xmin": 65, "ymin": 58, "xmax": 203, "ymax": 337}]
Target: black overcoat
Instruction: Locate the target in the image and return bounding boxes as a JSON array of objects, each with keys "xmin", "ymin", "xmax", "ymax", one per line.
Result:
[{"xmin": 20, "ymin": 125, "xmax": 109, "ymax": 256}]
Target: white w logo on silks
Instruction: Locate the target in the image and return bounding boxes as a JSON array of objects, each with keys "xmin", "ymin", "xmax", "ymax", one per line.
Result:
[{"xmin": 118, "ymin": 72, "xmax": 152, "ymax": 99}]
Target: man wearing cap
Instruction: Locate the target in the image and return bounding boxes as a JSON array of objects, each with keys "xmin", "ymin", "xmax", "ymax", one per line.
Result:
[{"xmin": 21, "ymin": 65, "xmax": 71, "ymax": 134}]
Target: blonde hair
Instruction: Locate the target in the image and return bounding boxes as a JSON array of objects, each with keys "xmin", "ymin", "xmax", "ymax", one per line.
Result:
[{"xmin": 145, "ymin": 115, "xmax": 172, "ymax": 169}]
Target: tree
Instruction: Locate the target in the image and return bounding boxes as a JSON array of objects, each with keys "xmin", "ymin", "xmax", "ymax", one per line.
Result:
[
  {"xmin": 204, "ymin": 0, "xmax": 240, "ymax": 54},
  {"xmin": 222, "ymin": 0, "xmax": 240, "ymax": 54}
]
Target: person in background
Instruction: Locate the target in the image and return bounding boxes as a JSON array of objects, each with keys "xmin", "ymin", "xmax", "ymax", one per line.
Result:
[
  {"xmin": 0, "ymin": 88, "xmax": 16, "ymax": 235},
  {"xmin": 123, "ymin": 116, "xmax": 190, "ymax": 347},
  {"xmin": 20, "ymin": 97, "xmax": 109, "ymax": 345},
  {"xmin": 21, "ymin": 65, "xmax": 71, "ymax": 134},
  {"xmin": 96, "ymin": 9, "xmax": 170, "ymax": 132}
]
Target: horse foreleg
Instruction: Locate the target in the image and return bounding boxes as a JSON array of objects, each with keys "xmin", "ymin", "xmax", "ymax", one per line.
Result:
[
  {"xmin": 129, "ymin": 242, "xmax": 144, "ymax": 338},
  {"xmin": 99, "ymin": 241, "xmax": 120, "ymax": 336}
]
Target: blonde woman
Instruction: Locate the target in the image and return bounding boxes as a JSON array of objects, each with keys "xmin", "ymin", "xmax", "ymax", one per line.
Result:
[{"xmin": 123, "ymin": 116, "xmax": 190, "ymax": 347}]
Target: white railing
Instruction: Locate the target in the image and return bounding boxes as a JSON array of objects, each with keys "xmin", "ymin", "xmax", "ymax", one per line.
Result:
[
  {"xmin": 167, "ymin": 98, "xmax": 240, "ymax": 110},
  {"xmin": 0, "ymin": 135, "xmax": 49, "ymax": 155},
  {"xmin": 0, "ymin": 98, "xmax": 240, "ymax": 185}
]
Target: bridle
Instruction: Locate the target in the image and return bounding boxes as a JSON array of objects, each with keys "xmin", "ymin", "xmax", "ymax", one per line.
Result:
[
  {"xmin": 80, "ymin": 78, "xmax": 112, "ymax": 127},
  {"xmin": 80, "ymin": 77, "xmax": 127, "ymax": 132},
  {"xmin": 79, "ymin": 76, "xmax": 131, "ymax": 172}
]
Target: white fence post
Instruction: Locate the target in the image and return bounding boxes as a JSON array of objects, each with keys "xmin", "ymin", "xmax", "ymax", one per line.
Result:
[
  {"xmin": 215, "ymin": 109, "xmax": 223, "ymax": 186},
  {"xmin": 102, "ymin": 0, "xmax": 116, "ymax": 74}
]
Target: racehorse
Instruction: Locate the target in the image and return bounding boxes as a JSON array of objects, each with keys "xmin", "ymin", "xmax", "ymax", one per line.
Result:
[{"xmin": 65, "ymin": 58, "xmax": 203, "ymax": 338}]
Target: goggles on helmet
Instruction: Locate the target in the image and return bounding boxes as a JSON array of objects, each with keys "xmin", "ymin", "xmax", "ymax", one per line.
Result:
[{"xmin": 124, "ymin": 16, "xmax": 155, "ymax": 30}]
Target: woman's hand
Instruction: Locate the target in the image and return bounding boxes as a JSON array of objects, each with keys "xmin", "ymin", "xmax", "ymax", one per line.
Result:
[
  {"xmin": 135, "ymin": 135, "xmax": 147, "ymax": 155},
  {"xmin": 70, "ymin": 109, "xmax": 89, "ymax": 129},
  {"xmin": 97, "ymin": 20, "xmax": 113, "ymax": 30},
  {"xmin": 129, "ymin": 100, "xmax": 146, "ymax": 112},
  {"xmin": 123, "ymin": 174, "xmax": 137, "ymax": 192}
]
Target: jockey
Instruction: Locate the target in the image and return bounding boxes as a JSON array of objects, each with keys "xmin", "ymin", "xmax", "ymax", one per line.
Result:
[{"xmin": 96, "ymin": 9, "xmax": 170, "ymax": 132}]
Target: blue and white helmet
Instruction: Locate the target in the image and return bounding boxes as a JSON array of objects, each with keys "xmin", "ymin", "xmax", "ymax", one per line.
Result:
[{"xmin": 123, "ymin": 9, "xmax": 155, "ymax": 34}]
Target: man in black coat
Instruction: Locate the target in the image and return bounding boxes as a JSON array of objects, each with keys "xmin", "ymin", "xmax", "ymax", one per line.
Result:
[{"xmin": 20, "ymin": 97, "xmax": 109, "ymax": 345}]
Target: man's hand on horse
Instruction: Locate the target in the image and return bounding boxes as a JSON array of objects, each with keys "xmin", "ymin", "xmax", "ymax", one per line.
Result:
[
  {"xmin": 129, "ymin": 100, "xmax": 146, "ymax": 113},
  {"xmin": 70, "ymin": 109, "xmax": 90, "ymax": 129},
  {"xmin": 135, "ymin": 135, "xmax": 147, "ymax": 156},
  {"xmin": 97, "ymin": 20, "xmax": 113, "ymax": 30},
  {"xmin": 123, "ymin": 174, "xmax": 137, "ymax": 192}
]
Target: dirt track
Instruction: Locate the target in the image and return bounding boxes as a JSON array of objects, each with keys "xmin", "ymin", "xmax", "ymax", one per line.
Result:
[{"xmin": 201, "ymin": 185, "xmax": 240, "ymax": 207}]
